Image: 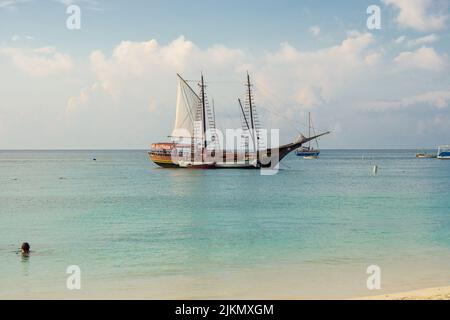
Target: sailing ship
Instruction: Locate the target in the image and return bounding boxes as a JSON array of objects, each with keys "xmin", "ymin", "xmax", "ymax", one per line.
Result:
[
  {"xmin": 149, "ymin": 73, "xmax": 329, "ymax": 169},
  {"xmin": 296, "ymin": 112, "xmax": 321, "ymax": 159}
]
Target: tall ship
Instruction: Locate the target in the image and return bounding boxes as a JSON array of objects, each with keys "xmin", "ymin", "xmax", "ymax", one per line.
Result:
[{"xmin": 149, "ymin": 73, "xmax": 329, "ymax": 169}]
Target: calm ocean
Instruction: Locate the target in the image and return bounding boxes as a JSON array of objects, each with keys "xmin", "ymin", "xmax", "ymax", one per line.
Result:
[{"xmin": 1, "ymin": 150, "xmax": 449, "ymax": 299}]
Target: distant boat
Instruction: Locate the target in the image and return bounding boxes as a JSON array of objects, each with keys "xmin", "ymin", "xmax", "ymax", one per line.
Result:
[
  {"xmin": 303, "ymin": 154, "xmax": 319, "ymax": 159},
  {"xmin": 296, "ymin": 112, "xmax": 321, "ymax": 159},
  {"xmin": 149, "ymin": 73, "xmax": 330, "ymax": 169},
  {"xmin": 416, "ymin": 153, "xmax": 437, "ymax": 159},
  {"xmin": 437, "ymin": 145, "xmax": 450, "ymax": 160},
  {"xmin": 416, "ymin": 148, "xmax": 437, "ymax": 158}
]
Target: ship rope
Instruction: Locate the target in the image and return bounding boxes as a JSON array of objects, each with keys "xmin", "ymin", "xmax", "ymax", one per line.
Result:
[
  {"xmin": 188, "ymin": 78, "xmax": 327, "ymax": 141},
  {"xmin": 253, "ymin": 81, "xmax": 328, "ymax": 136}
]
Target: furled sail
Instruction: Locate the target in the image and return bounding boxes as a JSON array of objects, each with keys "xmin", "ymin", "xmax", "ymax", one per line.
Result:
[{"xmin": 171, "ymin": 74, "xmax": 200, "ymax": 139}]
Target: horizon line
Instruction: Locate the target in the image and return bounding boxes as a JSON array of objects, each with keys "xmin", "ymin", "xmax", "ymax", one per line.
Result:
[{"xmin": 0, "ymin": 147, "xmax": 441, "ymax": 151}]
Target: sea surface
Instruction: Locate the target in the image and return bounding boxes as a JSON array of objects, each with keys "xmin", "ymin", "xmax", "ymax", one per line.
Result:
[{"xmin": 0, "ymin": 149, "xmax": 449, "ymax": 299}]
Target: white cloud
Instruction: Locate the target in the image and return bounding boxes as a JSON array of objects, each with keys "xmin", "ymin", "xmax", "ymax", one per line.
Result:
[
  {"xmin": 363, "ymin": 90, "xmax": 450, "ymax": 111},
  {"xmin": 53, "ymin": 0, "xmax": 98, "ymax": 5},
  {"xmin": 407, "ymin": 33, "xmax": 439, "ymax": 47},
  {"xmin": 364, "ymin": 52, "xmax": 383, "ymax": 66},
  {"xmin": 93, "ymin": 36, "xmax": 246, "ymax": 95},
  {"xmin": 74, "ymin": 31, "xmax": 378, "ymax": 112},
  {"xmin": 70, "ymin": 32, "xmax": 380, "ymax": 114},
  {"xmin": 394, "ymin": 46, "xmax": 447, "ymax": 71},
  {"xmin": 295, "ymin": 86, "xmax": 326, "ymax": 108},
  {"xmin": 66, "ymin": 83, "xmax": 99, "ymax": 113},
  {"xmin": 0, "ymin": 0, "xmax": 102, "ymax": 11},
  {"xmin": 417, "ymin": 114, "xmax": 450, "ymax": 136},
  {"xmin": 53, "ymin": 0, "xmax": 104, "ymax": 11},
  {"xmin": 1, "ymin": 32, "xmax": 444, "ymax": 148},
  {"xmin": 9, "ymin": 34, "xmax": 35, "ymax": 43},
  {"xmin": 403, "ymin": 90, "xmax": 450, "ymax": 109},
  {"xmin": 64, "ymin": 32, "xmax": 382, "ymax": 144},
  {"xmin": 63, "ymin": 36, "xmax": 246, "ymax": 148},
  {"xmin": 383, "ymin": 0, "xmax": 449, "ymax": 32},
  {"xmin": 309, "ymin": 26, "xmax": 321, "ymax": 36},
  {"xmin": 0, "ymin": 46, "xmax": 73, "ymax": 76},
  {"xmin": 256, "ymin": 31, "xmax": 378, "ymax": 113},
  {"xmin": 394, "ymin": 35, "xmax": 406, "ymax": 44},
  {"xmin": 0, "ymin": 0, "xmax": 30, "ymax": 9}
]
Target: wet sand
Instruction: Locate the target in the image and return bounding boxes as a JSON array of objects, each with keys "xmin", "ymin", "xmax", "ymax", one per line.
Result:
[{"xmin": 358, "ymin": 285, "xmax": 450, "ymax": 300}]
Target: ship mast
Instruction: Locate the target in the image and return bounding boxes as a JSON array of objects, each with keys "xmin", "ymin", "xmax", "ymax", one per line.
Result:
[
  {"xmin": 246, "ymin": 73, "xmax": 255, "ymax": 138},
  {"xmin": 239, "ymin": 98, "xmax": 256, "ymax": 156},
  {"xmin": 200, "ymin": 74, "xmax": 207, "ymax": 161},
  {"xmin": 308, "ymin": 112, "xmax": 311, "ymax": 149},
  {"xmin": 246, "ymin": 73, "xmax": 258, "ymax": 161}
]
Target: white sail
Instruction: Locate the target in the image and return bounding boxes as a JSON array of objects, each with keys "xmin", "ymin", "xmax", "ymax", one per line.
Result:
[{"xmin": 171, "ymin": 74, "xmax": 200, "ymax": 139}]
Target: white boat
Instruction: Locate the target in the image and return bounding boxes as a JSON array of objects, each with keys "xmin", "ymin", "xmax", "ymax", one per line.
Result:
[
  {"xmin": 437, "ymin": 145, "xmax": 450, "ymax": 159},
  {"xmin": 416, "ymin": 148, "xmax": 437, "ymax": 158},
  {"xmin": 296, "ymin": 113, "xmax": 321, "ymax": 158}
]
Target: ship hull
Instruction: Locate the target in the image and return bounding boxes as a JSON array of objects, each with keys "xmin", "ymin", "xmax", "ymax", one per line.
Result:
[
  {"xmin": 149, "ymin": 132, "xmax": 330, "ymax": 170},
  {"xmin": 296, "ymin": 151, "xmax": 320, "ymax": 157},
  {"xmin": 148, "ymin": 152, "xmax": 180, "ymax": 168},
  {"xmin": 214, "ymin": 163, "xmax": 258, "ymax": 169},
  {"xmin": 153, "ymin": 161, "xmax": 180, "ymax": 168},
  {"xmin": 149, "ymin": 152, "xmax": 259, "ymax": 169}
]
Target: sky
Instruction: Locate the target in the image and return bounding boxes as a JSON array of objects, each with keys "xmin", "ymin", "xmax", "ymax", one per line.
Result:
[{"xmin": 0, "ymin": 0, "xmax": 449, "ymax": 149}]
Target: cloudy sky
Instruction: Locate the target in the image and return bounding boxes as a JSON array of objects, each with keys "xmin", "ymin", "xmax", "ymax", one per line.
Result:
[{"xmin": 0, "ymin": 0, "xmax": 449, "ymax": 149}]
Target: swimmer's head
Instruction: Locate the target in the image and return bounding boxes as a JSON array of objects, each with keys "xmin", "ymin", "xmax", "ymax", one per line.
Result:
[{"xmin": 21, "ymin": 242, "xmax": 30, "ymax": 254}]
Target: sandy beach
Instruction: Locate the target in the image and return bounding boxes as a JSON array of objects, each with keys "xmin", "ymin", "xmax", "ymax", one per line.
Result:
[
  {"xmin": 5, "ymin": 285, "xmax": 450, "ymax": 300},
  {"xmin": 359, "ymin": 286, "xmax": 450, "ymax": 300}
]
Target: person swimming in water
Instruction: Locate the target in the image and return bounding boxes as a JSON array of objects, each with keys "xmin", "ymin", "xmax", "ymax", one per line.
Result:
[{"xmin": 21, "ymin": 242, "xmax": 30, "ymax": 255}]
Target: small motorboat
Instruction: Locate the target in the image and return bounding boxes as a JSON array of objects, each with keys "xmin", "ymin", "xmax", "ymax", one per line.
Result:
[
  {"xmin": 415, "ymin": 148, "xmax": 437, "ymax": 158},
  {"xmin": 437, "ymin": 145, "xmax": 450, "ymax": 160},
  {"xmin": 416, "ymin": 153, "xmax": 437, "ymax": 159}
]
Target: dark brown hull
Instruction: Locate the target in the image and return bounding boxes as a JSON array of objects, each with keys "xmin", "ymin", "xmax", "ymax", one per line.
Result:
[
  {"xmin": 148, "ymin": 131, "xmax": 330, "ymax": 169},
  {"xmin": 153, "ymin": 161, "xmax": 180, "ymax": 168}
]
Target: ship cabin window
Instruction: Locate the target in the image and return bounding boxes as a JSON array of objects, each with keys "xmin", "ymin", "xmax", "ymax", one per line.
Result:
[{"xmin": 151, "ymin": 149, "xmax": 172, "ymax": 156}]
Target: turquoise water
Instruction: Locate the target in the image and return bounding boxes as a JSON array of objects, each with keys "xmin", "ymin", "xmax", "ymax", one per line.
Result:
[{"xmin": 1, "ymin": 150, "xmax": 449, "ymax": 299}]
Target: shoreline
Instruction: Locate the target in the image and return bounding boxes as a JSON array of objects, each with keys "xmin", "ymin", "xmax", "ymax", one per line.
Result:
[
  {"xmin": 3, "ymin": 256, "xmax": 450, "ymax": 300},
  {"xmin": 357, "ymin": 285, "xmax": 450, "ymax": 300},
  {"xmin": 3, "ymin": 285, "xmax": 450, "ymax": 300},
  {"xmin": 3, "ymin": 283, "xmax": 450, "ymax": 300}
]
